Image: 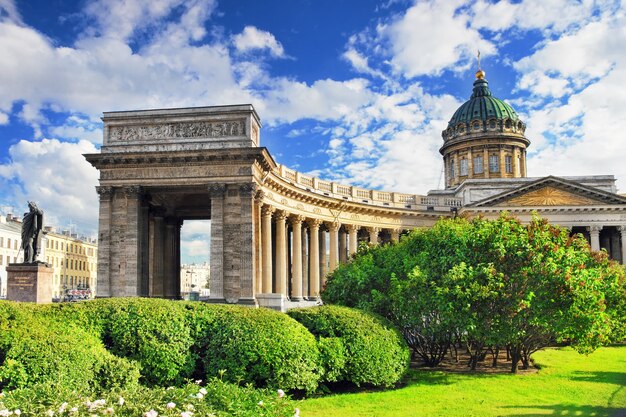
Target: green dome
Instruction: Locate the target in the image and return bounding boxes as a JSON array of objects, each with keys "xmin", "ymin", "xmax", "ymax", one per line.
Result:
[{"xmin": 447, "ymin": 77, "xmax": 519, "ymax": 128}]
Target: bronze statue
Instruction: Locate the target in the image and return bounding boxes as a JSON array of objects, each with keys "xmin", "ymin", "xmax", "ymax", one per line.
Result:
[{"xmin": 21, "ymin": 201, "xmax": 44, "ymax": 263}]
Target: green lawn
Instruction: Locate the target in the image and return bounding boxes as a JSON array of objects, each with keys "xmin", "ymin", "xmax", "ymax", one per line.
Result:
[{"xmin": 298, "ymin": 346, "xmax": 626, "ymax": 417}]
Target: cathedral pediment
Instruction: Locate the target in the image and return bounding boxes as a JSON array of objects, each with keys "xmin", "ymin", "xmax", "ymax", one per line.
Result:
[{"xmin": 468, "ymin": 176, "xmax": 626, "ymax": 207}]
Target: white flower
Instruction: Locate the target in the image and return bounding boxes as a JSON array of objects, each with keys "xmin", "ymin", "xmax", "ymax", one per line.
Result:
[
  {"xmin": 194, "ymin": 379, "xmax": 202, "ymax": 385},
  {"xmin": 185, "ymin": 404, "xmax": 194, "ymax": 411},
  {"xmin": 277, "ymin": 389, "xmax": 285, "ymax": 398},
  {"xmin": 118, "ymin": 397, "xmax": 125, "ymax": 406},
  {"xmin": 257, "ymin": 401, "xmax": 264, "ymax": 406},
  {"xmin": 198, "ymin": 388, "xmax": 207, "ymax": 395},
  {"xmin": 143, "ymin": 410, "xmax": 158, "ymax": 417},
  {"xmin": 104, "ymin": 408, "xmax": 114, "ymax": 415},
  {"xmin": 0, "ymin": 410, "xmax": 11, "ymax": 417},
  {"xmin": 167, "ymin": 387, "xmax": 174, "ymax": 391},
  {"xmin": 58, "ymin": 402, "xmax": 68, "ymax": 414},
  {"xmin": 47, "ymin": 411, "xmax": 54, "ymax": 417},
  {"xmin": 69, "ymin": 408, "xmax": 78, "ymax": 413},
  {"xmin": 166, "ymin": 402, "xmax": 176, "ymax": 410},
  {"xmin": 293, "ymin": 408, "xmax": 300, "ymax": 417},
  {"xmin": 14, "ymin": 411, "xmax": 21, "ymax": 416},
  {"xmin": 195, "ymin": 393, "xmax": 204, "ymax": 399},
  {"xmin": 0, "ymin": 392, "xmax": 4, "ymax": 398},
  {"xmin": 180, "ymin": 412, "xmax": 193, "ymax": 417}
]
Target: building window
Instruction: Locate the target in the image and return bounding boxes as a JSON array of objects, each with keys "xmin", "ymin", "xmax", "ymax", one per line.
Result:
[
  {"xmin": 460, "ymin": 158, "xmax": 468, "ymax": 176},
  {"xmin": 473, "ymin": 121, "xmax": 480, "ymax": 130},
  {"xmin": 55, "ymin": 241, "xmax": 58, "ymax": 250},
  {"xmin": 449, "ymin": 159, "xmax": 455, "ymax": 178},
  {"xmin": 474, "ymin": 156, "xmax": 483, "ymax": 174},
  {"xmin": 0, "ymin": 256, "xmax": 3, "ymax": 266},
  {"xmin": 14, "ymin": 241, "xmax": 17, "ymax": 250},
  {"xmin": 7, "ymin": 238, "xmax": 10, "ymax": 248},
  {"xmin": 505, "ymin": 155, "xmax": 513, "ymax": 173},
  {"xmin": 489, "ymin": 155, "xmax": 499, "ymax": 173},
  {"xmin": 0, "ymin": 237, "xmax": 3, "ymax": 247}
]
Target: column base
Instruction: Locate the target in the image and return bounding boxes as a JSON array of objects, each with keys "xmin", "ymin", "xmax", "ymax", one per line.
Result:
[{"xmin": 256, "ymin": 293, "xmax": 287, "ymax": 312}]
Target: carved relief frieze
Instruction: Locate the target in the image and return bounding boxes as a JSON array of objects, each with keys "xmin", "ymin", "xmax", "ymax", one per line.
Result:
[
  {"xmin": 108, "ymin": 119, "xmax": 246, "ymax": 143},
  {"xmin": 100, "ymin": 165, "xmax": 242, "ymax": 181}
]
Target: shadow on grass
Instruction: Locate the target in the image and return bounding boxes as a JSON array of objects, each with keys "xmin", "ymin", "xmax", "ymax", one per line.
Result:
[
  {"xmin": 500, "ymin": 404, "xmax": 626, "ymax": 417},
  {"xmin": 570, "ymin": 371, "xmax": 626, "ymax": 385}
]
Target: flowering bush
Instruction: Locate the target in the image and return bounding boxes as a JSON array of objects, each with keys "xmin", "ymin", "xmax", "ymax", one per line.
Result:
[{"xmin": 0, "ymin": 379, "xmax": 298, "ymax": 417}]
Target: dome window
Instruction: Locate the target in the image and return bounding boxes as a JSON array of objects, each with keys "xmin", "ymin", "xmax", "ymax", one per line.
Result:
[
  {"xmin": 473, "ymin": 121, "xmax": 480, "ymax": 130},
  {"xmin": 505, "ymin": 119, "xmax": 511, "ymax": 129},
  {"xmin": 489, "ymin": 120, "xmax": 496, "ymax": 129}
]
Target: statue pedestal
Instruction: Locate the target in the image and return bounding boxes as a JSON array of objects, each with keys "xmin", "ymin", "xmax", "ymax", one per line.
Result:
[{"xmin": 6, "ymin": 263, "xmax": 53, "ymax": 304}]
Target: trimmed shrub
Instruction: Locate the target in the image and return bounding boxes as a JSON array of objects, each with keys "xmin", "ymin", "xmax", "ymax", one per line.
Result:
[
  {"xmin": 92, "ymin": 298, "xmax": 196, "ymax": 386},
  {"xmin": 0, "ymin": 314, "xmax": 139, "ymax": 392},
  {"xmin": 186, "ymin": 304, "xmax": 321, "ymax": 393},
  {"xmin": 288, "ymin": 305, "xmax": 409, "ymax": 387}
]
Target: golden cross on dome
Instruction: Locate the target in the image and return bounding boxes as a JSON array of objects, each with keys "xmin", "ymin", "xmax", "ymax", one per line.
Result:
[{"xmin": 475, "ymin": 50, "xmax": 485, "ymax": 79}]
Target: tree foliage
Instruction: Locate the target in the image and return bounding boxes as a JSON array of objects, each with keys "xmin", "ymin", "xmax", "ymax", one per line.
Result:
[{"xmin": 322, "ymin": 214, "xmax": 626, "ymax": 372}]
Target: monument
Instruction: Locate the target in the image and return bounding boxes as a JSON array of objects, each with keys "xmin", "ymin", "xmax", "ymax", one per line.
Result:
[{"xmin": 6, "ymin": 201, "xmax": 53, "ymax": 304}]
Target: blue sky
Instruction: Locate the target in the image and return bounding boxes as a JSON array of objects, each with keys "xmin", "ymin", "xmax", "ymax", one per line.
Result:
[{"xmin": 1, "ymin": 0, "xmax": 625, "ymax": 263}]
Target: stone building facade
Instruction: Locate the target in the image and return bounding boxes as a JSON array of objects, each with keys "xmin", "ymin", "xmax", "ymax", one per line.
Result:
[{"xmin": 85, "ymin": 73, "xmax": 626, "ymax": 310}]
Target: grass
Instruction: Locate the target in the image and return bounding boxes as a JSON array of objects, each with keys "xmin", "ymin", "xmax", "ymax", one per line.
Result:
[{"xmin": 298, "ymin": 345, "xmax": 626, "ymax": 417}]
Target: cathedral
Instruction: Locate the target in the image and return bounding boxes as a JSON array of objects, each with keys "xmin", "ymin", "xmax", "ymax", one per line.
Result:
[{"xmin": 85, "ymin": 69, "xmax": 626, "ymax": 310}]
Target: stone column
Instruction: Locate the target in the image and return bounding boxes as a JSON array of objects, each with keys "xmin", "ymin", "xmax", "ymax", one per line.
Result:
[
  {"xmin": 390, "ymin": 228, "xmax": 401, "ymax": 243},
  {"xmin": 261, "ymin": 205, "xmax": 275, "ymax": 293},
  {"xmin": 124, "ymin": 186, "xmax": 142, "ymax": 297},
  {"xmin": 467, "ymin": 148, "xmax": 474, "ymax": 179},
  {"xmin": 238, "ymin": 184, "xmax": 257, "ymax": 302},
  {"xmin": 275, "ymin": 210, "xmax": 288, "ymax": 296},
  {"xmin": 254, "ymin": 191, "xmax": 264, "ymax": 296},
  {"xmin": 163, "ymin": 217, "xmax": 179, "ymax": 299},
  {"xmin": 302, "ymin": 226, "xmax": 309, "ymax": 297},
  {"xmin": 328, "ymin": 222, "xmax": 339, "ymax": 272},
  {"xmin": 308, "ymin": 219, "xmax": 321, "ymax": 299},
  {"xmin": 151, "ymin": 208, "xmax": 166, "ymax": 297},
  {"xmin": 347, "ymin": 224, "xmax": 360, "ymax": 256},
  {"xmin": 367, "ymin": 226, "xmax": 379, "ymax": 245},
  {"xmin": 95, "ymin": 186, "xmax": 113, "ymax": 297},
  {"xmin": 290, "ymin": 215, "xmax": 304, "ymax": 301},
  {"xmin": 209, "ymin": 184, "xmax": 226, "ymax": 302},
  {"xmin": 499, "ymin": 147, "xmax": 506, "ymax": 177},
  {"xmin": 140, "ymin": 204, "xmax": 150, "ymax": 297},
  {"xmin": 619, "ymin": 226, "xmax": 626, "ymax": 265},
  {"xmin": 483, "ymin": 147, "xmax": 490, "ymax": 179},
  {"xmin": 319, "ymin": 226, "xmax": 327, "ymax": 286},
  {"xmin": 521, "ymin": 150, "xmax": 527, "ymax": 177},
  {"xmin": 588, "ymin": 225, "xmax": 602, "ymax": 251},
  {"xmin": 338, "ymin": 227, "xmax": 347, "ymax": 263}
]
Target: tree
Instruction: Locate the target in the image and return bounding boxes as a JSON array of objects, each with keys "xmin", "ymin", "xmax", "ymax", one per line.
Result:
[{"xmin": 322, "ymin": 214, "xmax": 626, "ymax": 372}]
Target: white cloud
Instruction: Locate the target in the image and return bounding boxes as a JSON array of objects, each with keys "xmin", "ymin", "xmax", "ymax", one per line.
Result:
[
  {"xmin": 0, "ymin": 111, "xmax": 8, "ymax": 124},
  {"xmin": 471, "ymin": 0, "xmax": 618, "ymax": 33},
  {"xmin": 0, "ymin": 139, "xmax": 99, "ymax": 233},
  {"xmin": 517, "ymin": 9, "xmax": 626, "ymax": 191},
  {"xmin": 0, "ymin": 0, "xmax": 21, "ymax": 24},
  {"xmin": 232, "ymin": 26, "xmax": 286, "ymax": 58},
  {"xmin": 83, "ymin": 0, "xmax": 216, "ymax": 42},
  {"xmin": 383, "ymin": 0, "xmax": 496, "ymax": 77}
]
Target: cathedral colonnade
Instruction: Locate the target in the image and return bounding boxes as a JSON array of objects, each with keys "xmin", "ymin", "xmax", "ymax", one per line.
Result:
[{"xmin": 85, "ymin": 104, "xmax": 626, "ymax": 312}]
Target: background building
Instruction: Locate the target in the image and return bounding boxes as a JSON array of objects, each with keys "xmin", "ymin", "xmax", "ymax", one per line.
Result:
[
  {"xmin": 180, "ymin": 262, "xmax": 210, "ymax": 300},
  {"xmin": 44, "ymin": 229, "xmax": 98, "ymax": 300},
  {"xmin": 0, "ymin": 214, "xmax": 26, "ymax": 298}
]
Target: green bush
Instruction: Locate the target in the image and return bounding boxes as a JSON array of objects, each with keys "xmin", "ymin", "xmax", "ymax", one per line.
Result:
[
  {"xmin": 288, "ymin": 305, "xmax": 409, "ymax": 387},
  {"xmin": 91, "ymin": 298, "xmax": 196, "ymax": 386},
  {"xmin": 186, "ymin": 304, "xmax": 321, "ymax": 393},
  {"xmin": 0, "ymin": 314, "xmax": 139, "ymax": 392}
]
